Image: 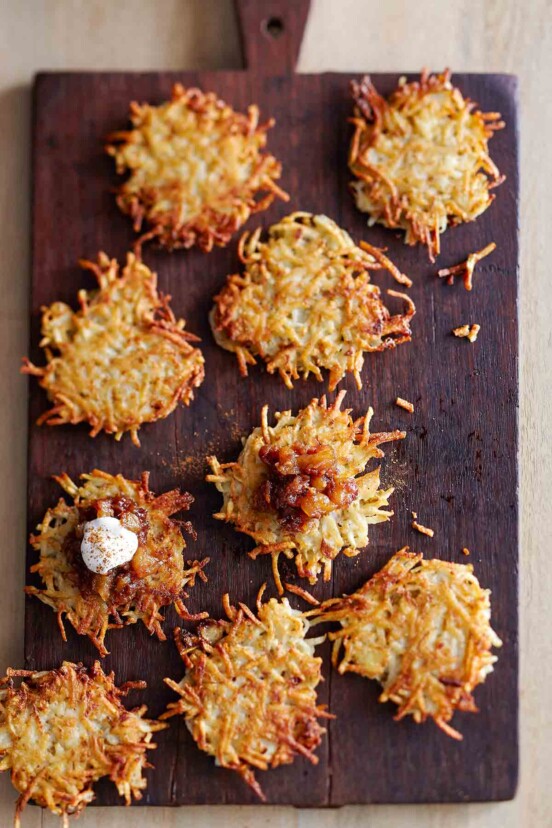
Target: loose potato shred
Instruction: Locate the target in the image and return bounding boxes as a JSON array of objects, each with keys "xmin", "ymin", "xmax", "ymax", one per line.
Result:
[
  {"xmin": 439, "ymin": 243, "xmax": 496, "ymax": 290},
  {"xmin": 452, "ymin": 323, "xmax": 481, "ymax": 342},
  {"xmin": 411, "ymin": 511, "xmax": 435, "ymax": 537},
  {"xmin": 395, "ymin": 397, "xmax": 414, "ymax": 413}
]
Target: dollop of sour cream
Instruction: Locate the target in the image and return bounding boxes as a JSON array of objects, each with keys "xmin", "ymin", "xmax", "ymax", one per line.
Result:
[{"xmin": 80, "ymin": 516, "xmax": 139, "ymax": 574}]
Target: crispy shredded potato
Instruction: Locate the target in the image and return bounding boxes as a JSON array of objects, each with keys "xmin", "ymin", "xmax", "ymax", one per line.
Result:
[
  {"xmin": 411, "ymin": 511, "xmax": 435, "ymax": 537},
  {"xmin": 22, "ymin": 252, "xmax": 204, "ymax": 446},
  {"xmin": 411, "ymin": 520, "xmax": 435, "ymax": 537},
  {"xmin": 207, "ymin": 393, "xmax": 404, "ymax": 591},
  {"xmin": 438, "ymin": 243, "xmax": 496, "ymax": 290},
  {"xmin": 162, "ymin": 590, "xmax": 329, "ymax": 801},
  {"xmin": 452, "ymin": 323, "xmax": 481, "ymax": 342},
  {"xmin": 106, "ymin": 84, "xmax": 288, "ymax": 251},
  {"xmin": 211, "ymin": 212, "xmax": 415, "ymax": 390},
  {"xmin": 0, "ymin": 661, "xmax": 165, "ymax": 825},
  {"xmin": 315, "ymin": 547, "xmax": 501, "ymax": 739},
  {"xmin": 395, "ymin": 397, "xmax": 414, "ymax": 413},
  {"xmin": 26, "ymin": 470, "xmax": 208, "ymax": 657},
  {"xmin": 349, "ymin": 70, "xmax": 505, "ymax": 261}
]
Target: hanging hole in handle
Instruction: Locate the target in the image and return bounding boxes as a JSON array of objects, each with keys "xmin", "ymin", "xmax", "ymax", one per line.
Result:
[{"xmin": 262, "ymin": 17, "xmax": 284, "ymax": 40}]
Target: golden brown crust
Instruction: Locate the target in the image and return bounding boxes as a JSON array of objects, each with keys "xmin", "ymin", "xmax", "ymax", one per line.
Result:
[
  {"xmin": 22, "ymin": 252, "xmax": 204, "ymax": 446},
  {"xmin": 210, "ymin": 213, "xmax": 415, "ymax": 390},
  {"xmin": 26, "ymin": 470, "xmax": 208, "ymax": 656},
  {"xmin": 162, "ymin": 591, "xmax": 329, "ymax": 800},
  {"xmin": 314, "ymin": 547, "xmax": 501, "ymax": 738},
  {"xmin": 106, "ymin": 84, "xmax": 288, "ymax": 252},
  {"xmin": 0, "ymin": 661, "xmax": 165, "ymax": 824},
  {"xmin": 207, "ymin": 393, "xmax": 404, "ymax": 591},
  {"xmin": 349, "ymin": 70, "xmax": 505, "ymax": 261}
]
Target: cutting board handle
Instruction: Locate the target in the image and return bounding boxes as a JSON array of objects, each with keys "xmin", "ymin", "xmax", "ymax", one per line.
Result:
[{"xmin": 235, "ymin": 0, "xmax": 311, "ymax": 75}]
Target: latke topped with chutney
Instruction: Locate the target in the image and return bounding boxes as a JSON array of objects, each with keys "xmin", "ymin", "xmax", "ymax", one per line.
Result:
[{"xmin": 207, "ymin": 393, "xmax": 404, "ymax": 592}]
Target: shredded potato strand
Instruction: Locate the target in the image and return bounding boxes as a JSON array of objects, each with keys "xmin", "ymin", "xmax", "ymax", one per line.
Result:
[
  {"xmin": 453, "ymin": 323, "xmax": 481, "ymax": 342},
  {"xmin": 438, "ymin": 243, "xmax": 496, "ymax": 290},
  {"xmin": 395, "ymin": 397, "xmax": 414, "ymax": 413}
]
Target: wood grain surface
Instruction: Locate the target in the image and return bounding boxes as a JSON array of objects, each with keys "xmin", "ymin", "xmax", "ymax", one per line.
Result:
[
  {"xmin": 1, "ymin": 0, "xmax": 550, "ymax": 826},
  {"xmin": 25, "ymin": 0, "xmax": 518, "ymax": 804}
]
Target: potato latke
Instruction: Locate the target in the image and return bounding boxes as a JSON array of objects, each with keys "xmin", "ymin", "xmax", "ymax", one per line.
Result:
[
  {"xmin": 0, "ymin": 661, "xmax": 165, "ymax": 825},
  {"xmin": 22, "ymin": 252, "xmax": 204, "ymax": 446},
  {"xmin": 316, "ymin": 547, "xmax": 501, "ymax": 738},
  {"xmin": 162, "ymin": 590, "xmax": 328, "ymax": 800},
  {"xmin": 349, "ymin": 70, "xmax": 505, "ymax": 261},
  {"xmin": 207, "ymin": 393, "xmax": 404, "ymax": 591},
  {"xmin": 26, "ymin": 470, "xmax": 208, "ymax": 656},
  {"xmin": 106, "ymin": 84, "xmax": 288, "ymax": 251},
  {"xmin": 211, "ymin": 212, "xmax": 415, "ymax": 389}
]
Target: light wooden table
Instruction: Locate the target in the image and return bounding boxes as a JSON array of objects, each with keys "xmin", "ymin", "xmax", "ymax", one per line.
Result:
[{"xmin": 1, "ymin": 1, "xmax": 550, "ymax": 825}]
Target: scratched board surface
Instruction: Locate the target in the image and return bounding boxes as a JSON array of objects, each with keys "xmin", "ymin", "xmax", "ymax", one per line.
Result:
[{"xmin": 26, "ymin": 45, "xmax": 518, "ymax": 808}]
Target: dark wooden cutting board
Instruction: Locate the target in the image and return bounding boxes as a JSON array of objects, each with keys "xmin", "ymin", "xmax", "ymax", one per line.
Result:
[{"xmin": 25, "ymin": 0, "xmax": 518, "ymax": 807}]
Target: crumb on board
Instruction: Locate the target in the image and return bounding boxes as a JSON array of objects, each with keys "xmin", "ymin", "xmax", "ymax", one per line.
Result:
[
  {"xmin": 160, "ymin": 416, "xmax": 244, "ymax": 478},
  {"xmin": 395, "ymin": 397, "xmax": 414, "ymax": 413},
  {"xmin": 453, "ymin": 324, "xmax": 480, "ymax": 343},
  {"xmin": 462, "ymin": 547, "xmax": 471, "ymax": 556},
  {"xmin": 437, "ymin": 242, "xmax": 496, "ymax": 290},
  {"xmin": 411, "ymin": 511, "xmax": 435, "ymax": 537}
]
